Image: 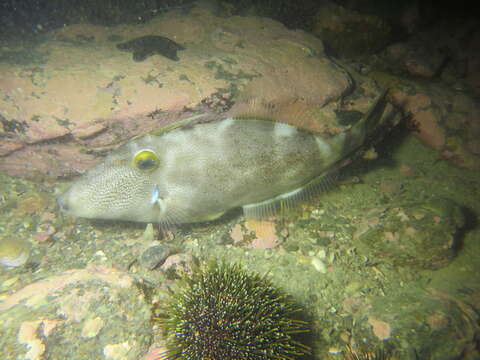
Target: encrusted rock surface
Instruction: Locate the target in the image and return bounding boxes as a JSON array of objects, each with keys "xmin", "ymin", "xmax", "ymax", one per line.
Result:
[
  {"xmin": 0, "ymin": 266, "xmax": 151, "ymax": 360},
  {"xmin": 0, "ymin": 5, "xmax": 350, "ymax": 179}
]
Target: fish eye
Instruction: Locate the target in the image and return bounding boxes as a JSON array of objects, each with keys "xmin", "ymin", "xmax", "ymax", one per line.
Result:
[{"xmin": 133, "ymin": 149, "xmax": 160, "ymax": 171}]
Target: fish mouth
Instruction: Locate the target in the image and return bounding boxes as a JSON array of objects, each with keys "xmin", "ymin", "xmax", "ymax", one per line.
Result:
[
  {"xmin": 57, "ymin": 193, "xmax": 70, "ymax": 213},
  {"xmin": 57, "ymin": 187, "xmax": 79, "ymax": 214}
]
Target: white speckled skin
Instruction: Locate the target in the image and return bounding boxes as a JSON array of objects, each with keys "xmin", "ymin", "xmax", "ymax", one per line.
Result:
[{"xmin": 58, "ymin": 95, "xmax": 386, "ymax": 225}]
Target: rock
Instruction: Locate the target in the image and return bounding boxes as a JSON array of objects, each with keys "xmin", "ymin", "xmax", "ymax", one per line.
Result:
[
  {"xmin": 386, "ymin": 41, "xmax": 447, "ymax": 78},
  {"xmin": 0, "ymin": 266, "xmax": 152, "ymax": 359},
  {"xmin": 365, "ymin": 288, "xmax": 480, "ymax": 359},
  {"xmin": 0, "ymin": 7, "xmax": 350, "ymax": 179},
  {"xmin": 354, "ymin": 198, "xmax": 465, "ymax": 269},
  {"xmin": 246, "ymin": 220, "xmax": 282, "ymax": 250},
  {"xmin": 383, "ymin": 85, "xmax": 480, "ymax": 169},
  {"xmin": 311, "ymin": 2, "xmax": 392, "ymax": 58},
  {"xmin": 139, "ymin": 243, "xmax": 171, "ymax": 270},
  {"xmin": 0, "ymin": 236, "xmax": 30, "ymax": 268},
  {"xmin": 367, "ymin": 316, "xmax": 391, "ymax": 341}
]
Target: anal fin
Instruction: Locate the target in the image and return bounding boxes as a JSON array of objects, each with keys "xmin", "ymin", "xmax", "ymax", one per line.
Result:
[{"xmin": 242, "ymin": 171, "xmax": 337, "ymax": 220}]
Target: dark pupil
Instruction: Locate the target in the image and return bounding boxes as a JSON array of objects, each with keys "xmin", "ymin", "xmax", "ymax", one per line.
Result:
[{"xmin": 138, "ymin": 157, "xmax": 156, "ymax": 170}]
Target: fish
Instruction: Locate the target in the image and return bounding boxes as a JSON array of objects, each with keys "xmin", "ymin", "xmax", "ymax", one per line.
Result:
[
  {"xmin": 116, "ymin": 35, "xmax": 185, "ymax": 62},
  {"xmin": 57, "ymin": 92, "xmax": 390, "ymax": 226}
]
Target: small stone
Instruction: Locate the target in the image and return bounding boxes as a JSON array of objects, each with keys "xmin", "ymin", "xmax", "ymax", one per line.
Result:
[
  {"xmin": 230, "ymin": 223, "xmax": 244, "ymax": 244},
  {"xmin": 246, "ymin": 220, "xmax": 281, "ymax": 249},
  {"xmin": 368, "ymin": 316, "xmax": 391, "ymax": 340},
  {"xmin": 311, "ymin": 257, "xmax": 327, "ymax": 273},
  {"xmin": 328, "ymin": 346, "xmax": 342, "ymax": 354},
  {"xmin": 18, "ymin": 321, "xmax": 46, "ymax": 360},
  {"xmin": 355, "ymin": 198, "xmax": 465, "ymax": 269},
  {"xmin": 139, "ymin": 244, "xmax": 171, "ymax": 270},
  {"xmin": 41, "ymin": 319, "xmax": 60, "ymax": 336},
  {"xmin": 34, "ymin": 231, "xmax": 53, "ymax": 243},
  {"xmin": 316, "ymin": 248, "xmax": 327, "ymax": 259},
  {"xmin": 426, "ymin": 311, "xmax": 449, "ymax": 330},
  {"xmin": 0, "ymin": 236, "xmax": 30, "ymax": 267},
  {"xmin": 160, "ymin": 254, "xmax": 190, "ymax": 272},
  {"xmin": 82, "ymin": 317, "xmax": 105, "ymax": 338},
  {"xmin": 104, "ymin": 341, "xmax": 132, "ymax": 360}
]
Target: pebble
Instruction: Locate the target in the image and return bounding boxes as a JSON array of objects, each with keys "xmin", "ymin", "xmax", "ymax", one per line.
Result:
[
  {"xmin": 311, "ymin": 257, "xmax": 327, "ymax": 273},
  {"xmin": 0, "ymin": 236, "xmax": 30, "ymax": 267},
  {"xmin": 139, "ymin": 243, "xmax": 171, "ymax": 270},
  {"xmin": 81, "ymin": 317, "xmax": 105, "ymax": 338}
]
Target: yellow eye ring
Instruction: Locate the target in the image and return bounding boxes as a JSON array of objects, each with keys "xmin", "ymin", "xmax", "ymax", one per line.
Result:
[{"xmin": 132, "ymin": 149, "xmax": 160, "ymax": 171}]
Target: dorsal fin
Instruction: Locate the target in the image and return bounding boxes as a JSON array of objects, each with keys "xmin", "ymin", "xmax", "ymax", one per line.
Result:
[
  {"xmin": 227, "ymin": 98, "xmax": 343, "ymax": 135},
  {"xmin": 150, "ymin": 113, "xmax": 209, "ymax": 136}
]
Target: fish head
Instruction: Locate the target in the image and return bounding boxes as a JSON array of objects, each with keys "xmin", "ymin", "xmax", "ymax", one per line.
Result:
[{"xmin": 57, "ymin": 136, "xmax": 164, "ymax": 223}]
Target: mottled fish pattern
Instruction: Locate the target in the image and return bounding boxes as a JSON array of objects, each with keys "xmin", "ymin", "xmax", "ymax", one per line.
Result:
[{"xmin": 58, "ymin": 92, "xmax": 388, "ymax": 225}]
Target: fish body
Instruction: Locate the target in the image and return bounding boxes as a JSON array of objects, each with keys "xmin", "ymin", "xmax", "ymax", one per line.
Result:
[{"xmin": 58, "ymin": 93, "xmax": 388, "ymax": 225}]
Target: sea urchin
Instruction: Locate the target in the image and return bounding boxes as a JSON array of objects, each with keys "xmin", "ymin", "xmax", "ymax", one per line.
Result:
[{"xmin": 155, "ymin": 261, "xmax": 310, "ymax": 360}]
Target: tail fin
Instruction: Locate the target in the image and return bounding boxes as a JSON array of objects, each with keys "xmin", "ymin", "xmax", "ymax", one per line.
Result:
[
  {"xmin": 346, "ymin": 89, "xmax": 388, "ymax": 148},
  {"xmin": 325, "ymin": 89, "xmax": 390, "ymax": 162}
]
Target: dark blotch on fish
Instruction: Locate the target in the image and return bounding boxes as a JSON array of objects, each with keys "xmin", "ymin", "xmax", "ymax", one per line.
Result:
[{"xmin": 116, "ymin": 35, "xmax": 185, "ymax": 62}]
